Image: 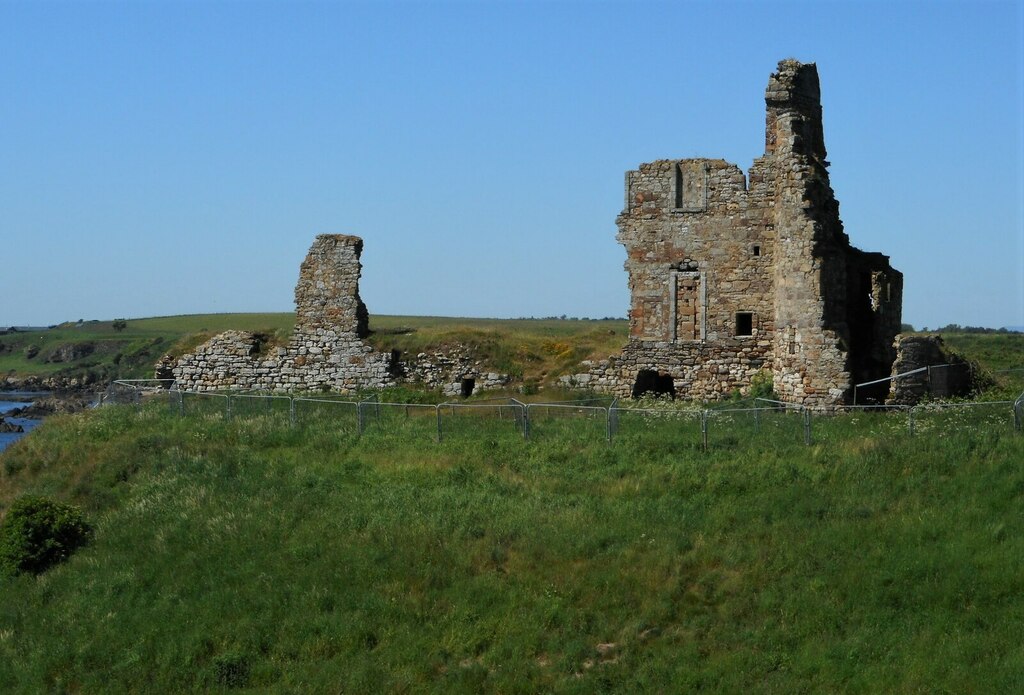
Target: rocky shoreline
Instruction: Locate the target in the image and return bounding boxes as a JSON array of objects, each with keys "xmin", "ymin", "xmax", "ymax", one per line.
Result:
[{"xmin": 1, "ymin": 373, "xmax": 105, "ymax": 393}]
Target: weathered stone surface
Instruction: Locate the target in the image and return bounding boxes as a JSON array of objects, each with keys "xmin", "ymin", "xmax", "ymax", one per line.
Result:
[
  {"xmin": 170, "ymin": 236, "xmax": 510, "ymax": 395},
  {"xmin": 886, "ymin": 335, "xmax": 974, "ymax": 405},
  {"xmin": 568, "ymin": 59, "xmax": 903, "ymax": 405},
  {"xmin": 399, "ymin": 346, "xmax": 510, "ymax": 396},
  {"xmin": 173, "ymin": 236, "xmax": 396, "ymax": 393}
]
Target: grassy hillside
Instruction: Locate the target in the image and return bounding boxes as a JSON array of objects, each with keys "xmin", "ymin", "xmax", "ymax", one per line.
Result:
[
  {"xmin": 0, "ymin": 314, "xmax": 628, "ymax": 388},
  {"xmin": 0, "ymin": 403, "xmax": 1022, "ymax": 691}
]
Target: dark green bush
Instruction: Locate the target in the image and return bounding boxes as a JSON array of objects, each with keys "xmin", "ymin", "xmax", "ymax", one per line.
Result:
[
  {"xmin": 0, "ymin": 496, "xmax": 93, "ymax": 576},
  {"xmin": 213, "ymin": 652, "xmax": 251, "ymax": 688}
]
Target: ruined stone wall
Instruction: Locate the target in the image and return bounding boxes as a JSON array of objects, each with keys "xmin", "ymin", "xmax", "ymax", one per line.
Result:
[
  {"xmin": 174, "ymin": 235, "xmax": 395, "ymax": 393},
  {"xmin": 400, "ymin": 347, "xmax": 510, "ymax": 397},
  {"xmin": 171, "ymin": 235, "xmax": 512, "ymax": 396},
  {"xmin": 569, "ymin": 59, "xmax": 903, "ymax": 405},
  {"xmin": 886, "ymin": 335, "xmax": 974, "ymax": 405}
]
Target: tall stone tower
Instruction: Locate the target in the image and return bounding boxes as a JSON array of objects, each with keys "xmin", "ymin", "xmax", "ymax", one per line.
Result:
[{"xmin": 575, "ymin": 59, "xmax": 902, "ymax": 405}]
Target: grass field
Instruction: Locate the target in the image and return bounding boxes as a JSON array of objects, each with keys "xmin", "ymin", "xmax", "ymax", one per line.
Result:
[{"xmin": 0, "ymin": 400, "xmax": 1021, "ymax": 692}]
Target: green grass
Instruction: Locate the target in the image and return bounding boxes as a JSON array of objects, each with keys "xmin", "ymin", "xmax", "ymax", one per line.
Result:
[
  {"xmin": 0, "ymin": 314, "xmax": 295, "ymax": 382},
  {"xmin": 0, "ymin": 402, "xmax": 1021, "ymax": 692},
  {"xmin": 940, "ymin": 332, "xmax": 1024, "ymax": 396}
]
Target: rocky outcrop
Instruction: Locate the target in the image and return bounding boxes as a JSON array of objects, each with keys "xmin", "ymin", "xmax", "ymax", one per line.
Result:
[{"xmin": 44, "ymin": 342, "xmax": 95, "ymax": 363}]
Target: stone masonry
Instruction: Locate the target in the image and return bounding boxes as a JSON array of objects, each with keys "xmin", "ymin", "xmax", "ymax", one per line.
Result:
[
  {"xmin": 174, "ymin": 235, "xmax": 396, "ymax": 392},
  {"xmin": 568, "ymin": 60, "xmax": 903, "ymax": 405},
  {"xmin": 886, "ymin": 335, "xmax": 975, "ymax": 405}
]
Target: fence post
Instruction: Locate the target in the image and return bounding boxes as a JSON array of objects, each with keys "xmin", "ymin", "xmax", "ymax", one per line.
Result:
[
  {"xmin": 435, "ymin": 404, "xmax": 443, "ymax": 443},
  {"xmin": 700, "ymin": 410, "xmax": 708, "ymax": 452},
  {"xmin": 357, "ymin": 402, "xmax": 365, "ymax": 435},
  {"xmin": 1014, "ymin": 399, "xmax": 1022, "ymax": 432},
  {"xmin": 605, "ymin": 407, "xmax": 612, "ymax": 444},
  {"xmin": 289, "ymin": 398, "xmax": 296, "ymax": 428},
  {"xmin": 908, "ymin": 406, "xmax": 915, "ymax": 436},
  {"xmin": 803, "ymin": 407, "xmax": 812, "ymax": 446},
  {"xmin": 754, "ymin": 407, "xmax": 761, "ymax": 434}
]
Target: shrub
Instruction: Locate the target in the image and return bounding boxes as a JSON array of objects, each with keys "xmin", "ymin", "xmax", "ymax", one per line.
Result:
[
  {"xmin": 213, "ymin": 652, "xmax": 251, "ymax": 688},
  {"xmin": 0, "ymin": 496, "xmax": 93, "ymax": 577},
  {"xmin": 749, "ymin": 369, "xmax": 777, "ymax": 400}
]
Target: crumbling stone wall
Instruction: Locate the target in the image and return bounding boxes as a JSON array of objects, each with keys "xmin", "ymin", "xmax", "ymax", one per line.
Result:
[
  {"xmin": 400, "ymin": 346, "xmax": 510, "ymax": 397},
  {"xmin": 174, "ymin": 235, "xmax": 395, "ymax": 393},
  {"xmin": 886, "ymin": 335, "xmax": 974, "ymax": 405},
  {"xmin": 171, "ymin": 235, "xmax": 511, "ymax": 395},
  {"xmin": 570, "ymin": 59, "xmax": 902, "ymax": 405}
]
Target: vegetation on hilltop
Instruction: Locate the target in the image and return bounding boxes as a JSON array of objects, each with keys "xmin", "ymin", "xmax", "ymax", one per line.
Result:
[{"xmin": 0, "ymin": 314, "xmax": 629, "ymax": 390}]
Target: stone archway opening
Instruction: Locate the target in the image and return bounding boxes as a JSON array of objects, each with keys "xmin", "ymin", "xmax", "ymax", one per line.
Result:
[
  {"xmin": 460, "ymin": 377, "xmax": 476, "ymax": 398},
  {"xmin": 632, "ymin": 369, "xmax": 675, "ymax": 399}
]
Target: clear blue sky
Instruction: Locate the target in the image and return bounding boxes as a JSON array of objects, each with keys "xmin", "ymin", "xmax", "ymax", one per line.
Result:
[{"xmin": 2, "ymin": 0, "xmax": 1022, "ymax": 329}]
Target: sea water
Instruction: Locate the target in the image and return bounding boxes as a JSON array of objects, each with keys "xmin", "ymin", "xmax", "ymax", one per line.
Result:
[{"xmin": 0, "ymin": 398, "xmax": 42, "ymax": 453}]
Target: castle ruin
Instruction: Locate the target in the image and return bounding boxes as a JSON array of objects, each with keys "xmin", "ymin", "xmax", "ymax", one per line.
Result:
[
  {"xmin": 171, "ymin": 235, "xmax": 510, "ymax": 395},
  {"xmin": 574, "ymin": 59, "xmax": 903, "ymax": 405},
  {"xmin": 173, "ymin": 235, "xmax": 396, "ymax": 392}
]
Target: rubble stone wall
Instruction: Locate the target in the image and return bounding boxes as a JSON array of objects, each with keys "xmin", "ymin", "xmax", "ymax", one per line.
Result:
[
  {"xmin": 569, "ymin": 59, "xmax": 902, "ymax": 405},
  {"xmin": 886, "ymin": 335, "xmax": 973, "ymax": 405},
  {"xmin": 173, "ymin": 235, "xmax": 395, "ymax": 393}
]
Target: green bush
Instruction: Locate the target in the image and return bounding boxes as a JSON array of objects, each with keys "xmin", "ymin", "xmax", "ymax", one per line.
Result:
[
  {"xmin": 0, "ymin": 496, "xmax": 93, "ymax": 577},
  {"xmin": 749, "ymin": 369, "xmax": 777, "ymax": 400},
  {"xmin": 213, "ymin": 652, "xmax": 251, "ymax": 688}
]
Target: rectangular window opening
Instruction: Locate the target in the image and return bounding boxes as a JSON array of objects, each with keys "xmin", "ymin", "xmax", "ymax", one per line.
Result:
[
  {"xmin": 752, "ymin": 245, "xmax": 761, "ymax": 257},
  {"xmin": 736, "ymin": 312, "xmax": 754, "ymax": 337}
]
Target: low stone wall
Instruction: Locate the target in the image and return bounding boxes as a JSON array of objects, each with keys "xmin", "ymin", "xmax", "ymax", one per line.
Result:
[
  {"xmin": 400, "ymin": 346, "xmax": 510, "ymax": 396},
  {"xmin": 886, "ymin": 335, "xmax": 974, "ymax": 405},
  {"xmin": 172, "ymin": 330, "xmax": 395, "ymax": 393},
  {"xmin": 559, "ymin": 338, "xmax": 771, "ymax": 400},
  {"xmin": 172, "ymin": 332, "xmax": 510, "ymax": 396}
]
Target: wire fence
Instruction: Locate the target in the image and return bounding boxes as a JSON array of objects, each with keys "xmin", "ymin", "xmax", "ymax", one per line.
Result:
[{"xmin": 103, "ymin": 380, "xmax": 1024, "ymax": 451}]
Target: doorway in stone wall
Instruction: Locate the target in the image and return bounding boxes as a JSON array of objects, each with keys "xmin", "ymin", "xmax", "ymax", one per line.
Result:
[
  {"xmin": 632, "ymin": 369, "xmax": 675, "ymax": 399},
  {"xmin": 675, "ymin": 273, "xmax": 702, "ymax": 341},
  {"xmin": 460, "ymin": 378, "xmax": 475, "ymax": 398}
]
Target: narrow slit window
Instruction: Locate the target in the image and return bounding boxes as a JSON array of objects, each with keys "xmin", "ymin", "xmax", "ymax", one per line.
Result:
[
  {"xmin": 752, "ymin": 245, "xmax": 761, "ymax": 257},
  {"xmin": 736, "ymin": 312, "xmax": 754, "ymax": 336}
]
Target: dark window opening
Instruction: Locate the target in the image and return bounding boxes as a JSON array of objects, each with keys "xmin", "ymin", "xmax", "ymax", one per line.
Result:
[
  {"xmin": 736, "ymin": 312, "xmax": 754, "ymax": 336},
  {"xmin": 632, "ymin": 369, "xmax": 676, "ymax": 399},
  {"xmin": 674, "ymin": 164, "xmax": 684, "ymax": 208},
  {"xmin": 460, "ymin": 378, "xmax": 475, "ymax": 398},
  {"xmin": 752, "ymin": 245, "xmax": 761, "ymax": 257}
]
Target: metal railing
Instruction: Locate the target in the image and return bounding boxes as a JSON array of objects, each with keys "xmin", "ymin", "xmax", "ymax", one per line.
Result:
[{"xmin": 102, "ymin": 381, "xmax": 1024, "ymax": 449}]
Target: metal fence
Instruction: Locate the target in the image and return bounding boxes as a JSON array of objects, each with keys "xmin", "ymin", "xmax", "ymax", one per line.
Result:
[{"xmin": 103, "ymin": 380, "xmax": 1024, "ymax": 451}]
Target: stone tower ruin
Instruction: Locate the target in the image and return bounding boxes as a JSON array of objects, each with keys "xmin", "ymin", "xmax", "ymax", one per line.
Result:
[{"xmin": 576, "ymin": 59, "xmax": 903, "ymax": 405}]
